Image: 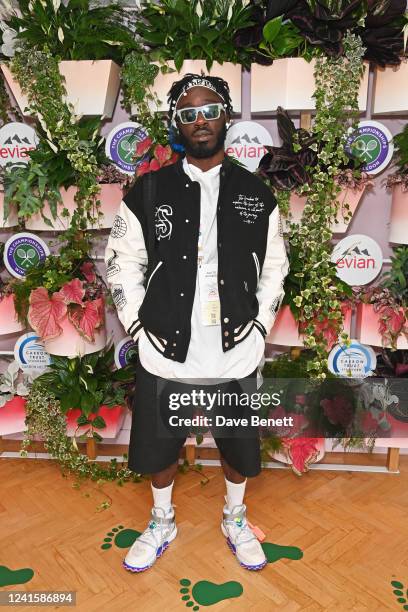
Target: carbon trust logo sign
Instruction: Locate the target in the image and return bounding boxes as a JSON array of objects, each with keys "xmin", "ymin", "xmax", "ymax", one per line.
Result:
[
  {"xmin": 225, "ymin": 121, "xmax": 273, "ymax": 172},
  {"xmin": 105, "ymin": 121, "xmax": 148, "ymax": 175},
  {"xmin": 0, "ymin": 122, "xmax": 38, "ymax": 169},
  {"xmin": 328, "ymin": 340, "xmax": 376, "ymax": 378},
  {"xmin": 3, "ymin": 232, "xmax": 50, "ymax": 278},
  {"xmin": 14, "ymin": 332, "xmax": 52, "ymax": 372},
  {"xmin": 345, "ymin": 121, "xmax": 393, "ymax": 175},
  {"xmin": 331, "ymin": 234, "xmax": 383, "ymax": 286}
]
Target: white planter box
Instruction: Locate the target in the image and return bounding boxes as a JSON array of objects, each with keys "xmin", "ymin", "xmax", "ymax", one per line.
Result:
[
  {"xmin": 373, "ymin": 60, "xmax": 408, "ymax": 114},
  {"xmin": 251, "ymin": 58, "xmax": 369, "ymax": 113},
  {"xmin": 389, "ymin": 183, "xmax": 408, "ymax": 244},
  {"xmin": 1, "ymin": 60, "xmax": 120, "ymax": 118},
  {"xmin": 144, "ymin": 60, "xmax": 242, "ymax": 114}
]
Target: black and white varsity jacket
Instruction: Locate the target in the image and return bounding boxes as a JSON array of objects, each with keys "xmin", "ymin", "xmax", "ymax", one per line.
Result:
[{"xmin": 104, "ymin": 155, "xmax": 289, "ymax": 363}]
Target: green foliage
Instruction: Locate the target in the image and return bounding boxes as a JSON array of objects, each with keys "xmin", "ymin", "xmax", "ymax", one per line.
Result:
[
  {"xmin": 258, "ymin": 16, "xmax": 310, "ymax": 61},
  {"xmin": 33, "ymin": 342, "xmax": 136, "ymax": 418},
  {"xmin": 136, "ymin": 0, "xmax": 255, "ymax": 70},
  {"xmin": 392, "ymin": 123, "xmax": 408, "ymax": 173},
  {"xmin": 10, "ymin": 45, "xmax": 102, "ymax": 231},
  {"xmin": 282, "ymin": 242, "xmax": 352, "ymax": 316},
  {"xmin": 121, "ymin": 52, "xmax": 168, "ymax": 144},
  {"xmin": 21, "ymin": 383, "xmax": 143, "ymax": 484},
  {"xmin": 3, "ymin": 117, "xmax": 109, "ymax": 225},
  {"xmin": 5, "ymin": 0, "xmax": 138, "ymax": 63},
  {"xmin": 382, "ymin": 246, "xmax": 408, "ymax": 306},
  {"xmin": 288, "ymin": 32, "xmax": 365, "ymax": 378}
]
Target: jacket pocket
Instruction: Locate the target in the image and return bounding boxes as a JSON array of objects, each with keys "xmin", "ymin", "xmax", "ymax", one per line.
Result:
[
  {"xmin": 252, "ymin": 251, "xmax": 260, "ymax": 286},
  {"xmin": 146, "ymin": 260, "xmax": 163, "ymax": 292}
]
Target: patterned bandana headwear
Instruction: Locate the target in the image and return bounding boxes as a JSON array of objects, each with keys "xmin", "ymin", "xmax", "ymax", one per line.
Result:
[{"xmin": 167, "ymin": 73, "xmax": 233, "ymax": 125}]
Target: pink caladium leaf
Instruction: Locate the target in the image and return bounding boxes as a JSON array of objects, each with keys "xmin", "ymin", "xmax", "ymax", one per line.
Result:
[
  {"xmin": 282, "ymin": 437, "xmax": 321, "ymax": 476},
  {"xmin": 28, "ymin": 287, "xmax": 67, "ymax": 341},
  {"xmin": 135, "ymin": 137, "xmax": 152, "ymax": 158},
  {"xmin": 60, "ymin": 278, "xmax": 85, "ymax": 305},
  {"xmin": 68, "ymin": 300, "xmax": 102, "ymax": 342},
  {"xmin": 136, "ymin": 160, "xmax": 150, "ymax": 177},
  {"xmin": 80, "ymin": 261, "xmax": 96, "ymax": 283},
  {"xmin": 154, "ymin": 144, "xmax": 172, "ymax": 166},
  {"xmin": 149, "ymin": 158, "xmax": 161, "ymax": 171},
  {"xmin": 94, "ymin": 296, "xmax": 105, "ymax": 328}
]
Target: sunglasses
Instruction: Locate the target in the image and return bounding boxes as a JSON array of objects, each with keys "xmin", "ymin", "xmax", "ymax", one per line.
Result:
[{"xmin": 175, "ymin": 102, "xmax": 226, "ymax": 125}]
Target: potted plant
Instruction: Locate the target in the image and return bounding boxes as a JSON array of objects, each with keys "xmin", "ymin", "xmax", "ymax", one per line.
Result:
[
  {"xmin": 267, "ymin": 242, "xmax": 353, "ymax": 348},
  {"xmin": 245, "ymin": 4, "xmax": 370, "ymax": 112},
  {"xmin": 386, "ymin": 123, "xmax": 408, "ymax": 244},
  {"xmin": 0, "ymin": 360, "xmax": 40, "ymax": 435},
  {"xmin": 2, "ymin": 119, "xmax": 127, "ymax": 231},
  {"xmin": 257, "ymin": 107, "xmax": 371, "ymax": 235},
  {"xmin": 0, "ymin": 0, "xmax": 138, "ymax": 118},
  {"xmin": 261, "ymin": 351, "xmax": 327, "ymax": 474},
  {"xmin": 134, "ymin": 0, "xmax": 256, "ymax": 113},
  {"xmin": 355, "ymin": 247, "xmax": 408, "ymax": 350},
  {"xmin": 9, "ymin": 231, "xmax": 108, "ymax": 357},
  {"xmin": 33, "ymin": 342, "xmax": 136, "ymax": 459}
]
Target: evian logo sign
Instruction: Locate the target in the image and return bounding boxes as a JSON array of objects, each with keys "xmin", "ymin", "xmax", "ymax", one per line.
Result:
[
  {"xmin": 331, "ymin": 234, "xmax": 383, "ymax": 286},
  {"xmin": 0, "ymin": 122, "xmax": 38, "ymax": 168},
  {"xmin": 225, "ymin": 121, "xmax": 273, "ymax": 172}
]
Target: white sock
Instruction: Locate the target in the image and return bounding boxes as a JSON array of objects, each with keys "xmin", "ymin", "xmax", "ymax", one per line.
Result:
[
  {"xmin": 151, "ymin": 481, "xmax": 174, "ymax": 516},
  {"xmin": 224, "ymin": 477, "xmax": 247, "ymax": 512}
]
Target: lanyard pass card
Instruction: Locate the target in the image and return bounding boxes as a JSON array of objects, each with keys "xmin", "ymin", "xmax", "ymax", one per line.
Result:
[{"xmin": 198, "ymin": 263, "xmax": 220, "ymax": 326}]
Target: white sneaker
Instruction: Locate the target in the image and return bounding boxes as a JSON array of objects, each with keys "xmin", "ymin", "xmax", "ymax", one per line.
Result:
[
  {"xmin": 221, "ymin": 503, "xmax": 267, "ymax": 571},
  {"xmin": 123, "ymin": 505, "xmax": 177, "ymax": 572}
]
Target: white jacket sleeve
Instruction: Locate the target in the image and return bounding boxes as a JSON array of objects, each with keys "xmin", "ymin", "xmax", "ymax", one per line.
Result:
[
  {"xmin": 104, "ymin": 199, "xmax": 148, "ymax": 342},
  {"xmin": 254, "ymin": 206, "xmax": 289, "ymax": 336}
]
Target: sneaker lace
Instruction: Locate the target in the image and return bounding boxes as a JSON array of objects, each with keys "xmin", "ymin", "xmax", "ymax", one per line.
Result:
[
  {"xmin": 135, "ymin": 505, "xmax": 174, "ymax": 552},
  {"xmin": 224, "ymin": 503, "xmax": 257, "ymax": 548}
]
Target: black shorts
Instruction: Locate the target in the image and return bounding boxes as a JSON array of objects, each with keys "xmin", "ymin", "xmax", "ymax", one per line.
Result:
[{"xmin": 128, "ymin": 359, "xmax": 262, "ymax": 478}]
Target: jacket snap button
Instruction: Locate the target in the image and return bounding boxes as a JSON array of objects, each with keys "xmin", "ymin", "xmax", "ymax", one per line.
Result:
[
  {"xmin": 176, "ymin": 330, "xmax": 180, "ymax": 334},
  {"xmin": 171, "ymin": 353, "xmax": 175, "ymax": 357},
  {"xmin": 185, "ymin": 219, "xmax": 189, "ymax": 223},
  {"xmin": 182, "ymin": 255, "xmax": 187, "ymax": 259},
  {"xmin": 185, "ymin": 183, "xmax": 189, "ymax": 187},
  {"xmin": 173, "ymin": 342, "xmax": 177, "ymax": 346},
  {"xmin": 180, "ymin": 292, "xmax": 184, "ymax": 296},
  {"xmin": 220, "ymin": 279, "xmax": 224, "ymax": 285},
  {"xmin": 224, "ymin": 331, "xmax": 229, "ymax": 337},
  {"xmin": 224, "ymin": 342, "xmax": 229, "ymax": 347},
  {"xmin": 223, "ymin": 317, "xmax": 229, "ymax": 323}
]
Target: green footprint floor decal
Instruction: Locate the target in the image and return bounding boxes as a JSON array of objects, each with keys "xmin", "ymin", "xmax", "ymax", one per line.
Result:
[
  {"xmin": 261, "ymin": 542, "xmax": 303, "ymax": 563},
  {"xmin": 0, "ymin": 565, "xmax": 34, "ymax": 588},
  {"xmin": 391, "ymin": 580, "xmax": 408, "ymax": 610},
  {"xmin": 179, "ymin": 579, "xmax": 243, "ymax": 609},
  {"xmin": 101, "ymin": 525, "xmax": 141, "ymax": 550}
]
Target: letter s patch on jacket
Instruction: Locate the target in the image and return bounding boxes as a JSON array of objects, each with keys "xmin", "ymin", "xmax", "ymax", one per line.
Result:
[{"xmin": 155, "ymin": 204, "xmax": 173, "ymax": 240}]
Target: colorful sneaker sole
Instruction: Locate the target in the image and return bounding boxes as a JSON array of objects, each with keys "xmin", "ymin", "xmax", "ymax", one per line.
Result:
[
  {"xmin": 122, "ymin": 540, "xmax": 170, "ymax": 573},
  {"xmin": 225, "ymin": 537, "xmax": 267, "ymax": 571}
]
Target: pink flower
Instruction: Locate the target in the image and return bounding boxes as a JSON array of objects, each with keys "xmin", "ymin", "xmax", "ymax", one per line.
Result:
[
  {"xmin": 135, "ymin": 137, "xmax": 152, "ymax": 158},
  {"xmin": 163, "ymin": 152, "xmax": 180, "ymax": 167},
  {"xmin": 136, "ymin": 160, "xmax": 150, "ymax": 177}
]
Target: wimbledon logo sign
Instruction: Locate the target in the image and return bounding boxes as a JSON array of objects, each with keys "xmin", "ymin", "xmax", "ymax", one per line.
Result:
[
  {"xmin": 105, "ymin": 121, "xmax": 148, "ymax": 175},
  {"xmin": 331, "ymin": 234, "xmax": 383, "ymax": 286},
  {"xmin": 344, "ymin": 120, "xmax": 393, "ymax": 175},
  {"xmin": 225, "ymin": 121, "xmax": 273, "ymax": 172}
]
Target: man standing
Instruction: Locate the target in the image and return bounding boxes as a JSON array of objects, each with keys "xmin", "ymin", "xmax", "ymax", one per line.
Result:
[{"xmin": 104, "ymin": 74, "xmax": 289, "ymax": 572}]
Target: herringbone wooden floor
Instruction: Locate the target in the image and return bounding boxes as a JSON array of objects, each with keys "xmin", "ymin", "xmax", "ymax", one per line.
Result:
[{"xmin": 1, "ymin": 456, "xmax": 407, "ymax": 611}]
